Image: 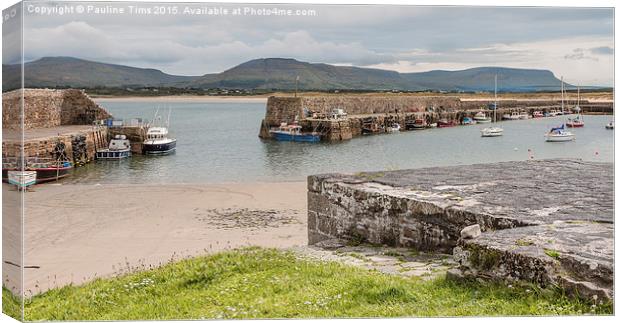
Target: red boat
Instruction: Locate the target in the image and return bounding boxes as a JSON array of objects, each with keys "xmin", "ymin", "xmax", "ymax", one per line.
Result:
[
  {"xmin": 566, "ymin": 115, "xmax": 584, "ymax": 128},
  {"xmin": 2, "ymin": 157, "xmax": 73, "ymax": 183},
  {"xmin": 437, "ymin": 119, "xmax": 457, "ymax": 128}
]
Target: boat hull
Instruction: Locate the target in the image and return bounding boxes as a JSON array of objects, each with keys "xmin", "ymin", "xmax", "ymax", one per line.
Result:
[
  {"xmin": 2, "ymin": 166, "xmax": 73, "ymax": 183},
  {"xmin": 96, "ymin": 149, "xmax": 132, "ymax": 160},
  {"xmin": 566, "ymin": 123, "xmax": 584, "ymax": 128},
  {"xmin": 272, "ymin": 132, "xmax": 321, "ymax": 142},
  {"xmin": 143, "ymin": 140, "xmax": 177, "ymax": 154},
  {"xmin": 545, "ymin": 135, "xmax": 575, "ymax": 142}
]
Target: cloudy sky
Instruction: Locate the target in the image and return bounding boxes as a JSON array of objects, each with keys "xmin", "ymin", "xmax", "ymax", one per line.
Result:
[{"xmin": 3, "ymin": 1, "xmax": 614, "ymax": 86}]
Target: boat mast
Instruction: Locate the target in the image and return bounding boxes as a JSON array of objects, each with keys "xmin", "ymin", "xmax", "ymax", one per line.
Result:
[
  {"xmin": 167, "ymin": 107, "xmax": 172, "ymax": 128},
  {"xmin": 494, "ymin": 74, "xmax": 497, "ymax": 123},
  {"xmin": 560, "ymin": 76, "xmax": 564, "ymax": 114}
]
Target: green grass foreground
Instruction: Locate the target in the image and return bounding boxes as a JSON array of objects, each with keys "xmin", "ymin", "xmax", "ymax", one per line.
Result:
[{"xmin": 9, "ymin": 248, "xmax": 611, "ymax": 320}]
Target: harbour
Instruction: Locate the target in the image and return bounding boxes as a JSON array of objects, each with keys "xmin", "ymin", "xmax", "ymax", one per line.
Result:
[{"xmin": 2, "ymin": 89, "xmax": 613, "ymax": 185}]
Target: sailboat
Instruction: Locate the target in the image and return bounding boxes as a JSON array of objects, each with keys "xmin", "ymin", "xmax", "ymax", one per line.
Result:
[
  {"xmin": 481, "ymin": 75, "xmax": 504, "ymax": 137},
  {"xmin": 566, "ymin": 84, "xmax": 584, "ymax": 128}
]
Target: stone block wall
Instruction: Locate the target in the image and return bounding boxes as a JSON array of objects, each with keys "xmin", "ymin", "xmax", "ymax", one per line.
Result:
[
  {"xmin": 2, "ymin": 89, "xmax": 111, "ymax": 130},
  {"xmin": 2, "ymin": 127, "xmax": 108, "ymax": 162}
]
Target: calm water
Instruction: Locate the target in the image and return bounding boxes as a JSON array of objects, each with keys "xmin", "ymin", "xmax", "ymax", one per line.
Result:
[{"xmin": 68, "ymin": 100, "xmax": 614, "ymax": 184}]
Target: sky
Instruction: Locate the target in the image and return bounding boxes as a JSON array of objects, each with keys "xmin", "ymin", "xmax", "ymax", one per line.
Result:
[{"xmin": 2, "ymin": 1, "xmax": 615, "ymax": 86}]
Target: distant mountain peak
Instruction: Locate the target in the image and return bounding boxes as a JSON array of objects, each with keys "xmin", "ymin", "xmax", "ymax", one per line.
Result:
[{"xmin": 3, "ymin": 56, "xmax": 575, "ymax": 92}]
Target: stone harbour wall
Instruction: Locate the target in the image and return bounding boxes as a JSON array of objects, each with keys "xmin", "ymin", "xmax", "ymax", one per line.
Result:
[
  {"xmin": 2, "ymin": 89, "xmax": 112, "ymax": 130},
  {"xmin": 307, "ymin": 160, "xmax": 613, "ymax": 303},
  {"xmin": 2, "ymin": 127, "xmax": 108, "ymax": 164}
]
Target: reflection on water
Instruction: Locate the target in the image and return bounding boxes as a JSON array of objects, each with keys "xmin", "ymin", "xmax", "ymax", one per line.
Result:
[{"xmin": 67, "ymin": 100, "xmax": 614, "ymax": 184}]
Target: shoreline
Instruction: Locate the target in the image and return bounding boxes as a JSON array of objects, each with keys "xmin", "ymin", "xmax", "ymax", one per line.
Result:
[{"xmin": 2, "ymin": 181, "xmax": 308, "ymax": 294}]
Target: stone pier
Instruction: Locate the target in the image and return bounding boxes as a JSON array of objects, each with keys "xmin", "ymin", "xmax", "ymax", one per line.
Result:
[
  {"xmin": 307, "ymin": 159, "xmax": 613, "ymax": 303},
  {"xmin": 260, "ymin": 95, "xmax": 614, "ymax": 142}
]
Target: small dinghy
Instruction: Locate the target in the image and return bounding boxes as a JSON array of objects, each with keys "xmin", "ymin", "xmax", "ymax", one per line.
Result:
[
  {"xmin": 545, "ymin": 125, "xmax": 575, "ymax": 142},
  {"xmin": 605, "ymin": 121, "xmax": 614, "ymax": 130}
]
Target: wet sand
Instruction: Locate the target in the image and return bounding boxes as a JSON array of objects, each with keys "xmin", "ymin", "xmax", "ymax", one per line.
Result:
[{"xmin": 2, "ymin": 181, "xmax": 307, "ymax": 294}]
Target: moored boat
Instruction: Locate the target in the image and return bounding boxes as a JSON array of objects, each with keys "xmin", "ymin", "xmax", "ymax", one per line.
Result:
[
  {"xmin": 518, "ymin": 111, "xmax": 530, "ymax": 119},
  {"xmin": 473, "ymin": 111, "xmax": 492, "ymax": 123},
  {"xmin": 545, "ymin": 125, "xmax": 575, "ymax": 142},
  {"xmin": 408, "ymin": 118, "xmax": 427, "ymax": 130},
  {"xmin": 566, "ymin": 86, "xmax": 584, "ymax": 128},
  {"xmin": 269, "ymin": 123, "xmax": 321, "ymax": 142},
  {"xmin": 386, "ymin": 123, "xmax": 401, "ymax": 133},
  {"xmin": 462, "ymin": 117, "xmax": 476, "ymax": 125},
  {"xmin": 143, "ymin": 127, "xmax": 177, "ymax": 154},
  {"xmin": 437, "ymin": 118, "xmax": 456, "ymax": 128},
  {"xmin": 96, "ymin": 135, "xmax": 132, "ymax": 160},
  {"xmin": 2, "ymin": 157, "xmax": 73, "ymax": 183},
  {"xmin": 605, "ymin": 121, "xmax": 614, "ymax": 129},
  {"xmin": 481, "ymin": 75, "xmax": 504, "ymax": 138},
  {"xmin": 532, "ymin": 111, "xmax": 544, "ymax": 118}
]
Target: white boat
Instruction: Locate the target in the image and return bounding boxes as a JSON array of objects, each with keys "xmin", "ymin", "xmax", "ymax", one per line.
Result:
[
  {"xmin": 545, "ymin": 125, "xmax": 575, "ymax": 142},
  {"xmin": 7, "ymin": 170, "xmax": 37, "ymax": 189},
  {"xmin": 605, "ymin": 121, "xmax": 614, "ymax": 129},
  {"xmin": 386, "ymin": 123, "xmax": 401, "ymax": 133},
  {"xmin": 473, "ymin": 111, "xmax": 492, "ymax": 123},
  {"xmin": 96, "ymin": 135, "xmax": 132, "ymax": 160},
  {"xmin": 566, "ymin": 85, "xmax": 584, "ymax": 128},
  {"xmin": 481, "ymin": 75, "xmax": 504, "ymax": 137},
  {"xmin": 143, "ymin": 108, "xmax": 177, "ymax": 154},
  {"xmin": 504, "ymin": 111, "xmax": 520, "ymax": 120},
  {"xmin": 547, "ymin": 109, "xmax": 560, "ymax": 117},
  {"xmin": 518, "ymin": 111, "xmax": 530, "ymax": 119}
]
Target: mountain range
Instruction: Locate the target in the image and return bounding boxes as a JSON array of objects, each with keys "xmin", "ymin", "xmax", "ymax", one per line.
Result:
[{"xmin": 3, "ymin": 56, "xmax": 578, "ymax": 92}]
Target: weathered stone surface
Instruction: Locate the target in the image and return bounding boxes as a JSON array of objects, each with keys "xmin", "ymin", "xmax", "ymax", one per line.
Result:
[
  {"xmin": 460, "ymin": 224, "xmax": 481, "ymax": 239},
  {"xmin": 307, "ymin": 159, "xmax": 613, "ymax": 303},
  {"xmin": 2, "ymin": 89, "xmax": 111, "ymax": 130}
]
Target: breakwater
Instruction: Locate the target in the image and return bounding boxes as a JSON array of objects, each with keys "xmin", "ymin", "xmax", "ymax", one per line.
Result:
[
  {"xmin": 259, "ymin": 95, "xmax": 613, "ymax": 141},
  {"xmin": 307, "ymin": 159, "xmax": 613, "ymax": 303},
  {"xmin": 2, "ymin": 89, "xmax": 112, "ymax": 165}
]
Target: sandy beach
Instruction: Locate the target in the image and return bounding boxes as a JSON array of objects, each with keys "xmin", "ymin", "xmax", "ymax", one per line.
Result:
[{"xmin": 2, "ymin": 181, "xmax": 307, "ymax": 294}]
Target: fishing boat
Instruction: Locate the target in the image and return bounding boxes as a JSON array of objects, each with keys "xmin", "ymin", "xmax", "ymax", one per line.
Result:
[
  {"xmin": 462, "ymin": 117, "xmax": 476, "ymax": 125},
  {"xmin": 481, "ymin": 75, "xmax": 504, "ymax": 138},
  {"xmin": 545, "ymin": 125, "xmax": 575, "ymax": 142},
  {"xmin": 605, "ymin": 121, "xmax": 614, "ymax": 129},
  {"xmin": 473, "ymin": 111, "xmax": 492, "ymax": 123},
  {"xmin": 2, "ymin": 157, "xmax": 73, "ymax": 183},
  {"xmin": 386, "ymin": 123, "xmax": 401, "ymax": 133},
  {"xmin": 269, "ymin": 123, "xmax": 321, "ymax": 142},
  {"xmin": 503, "ymin": 111, "xmax": 520, "ymax": 120},
  {"xmin": 96, "ymin": 135, "xmax": 132, "ymax": 160},
  {"xmin": 437, "ymin": 118, "xmax": 457, "ymax": 128},
  {"xmin": 143, "ymin": 109, "xmax": 177, "ymax": 154},
  {"xmin": 408, "ymin": 118, "xmax": 427, "ymax": 130},
  {"xmin": 532, "ymin": 111, "xmax": 544, "ymax": 118}
]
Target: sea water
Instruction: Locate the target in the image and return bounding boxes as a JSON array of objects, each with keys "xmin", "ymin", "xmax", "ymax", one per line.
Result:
[{"xmin": 67, "ymin": 100, "xmax": 614, "ymax": 184}]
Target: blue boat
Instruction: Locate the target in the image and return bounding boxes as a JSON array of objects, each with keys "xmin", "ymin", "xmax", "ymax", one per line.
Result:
[{"xmin": 269, "ymin": 124, "xmax": 321, "ymax": 142}]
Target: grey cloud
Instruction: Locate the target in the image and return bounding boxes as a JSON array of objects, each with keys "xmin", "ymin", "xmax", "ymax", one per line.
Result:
[
  {"xmin": 564, "ymin": 48, "xmax": 598, "ymax": 61},
  {"xmin": 590, "ymin": 46, "xmax": 613, "ymax": 55}
]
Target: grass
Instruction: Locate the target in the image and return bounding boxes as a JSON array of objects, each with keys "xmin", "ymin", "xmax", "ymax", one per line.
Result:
[
  {"xmin": 544, "ymin": 249, "xmax": 561, "ymax": 259},
  {"xmin": 2, "ymin": 287, "xmax": 22, "ymax": 320},
  {"xmin": 11, "ymin": 248, "xmax": 611, "ymax": 320}
]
